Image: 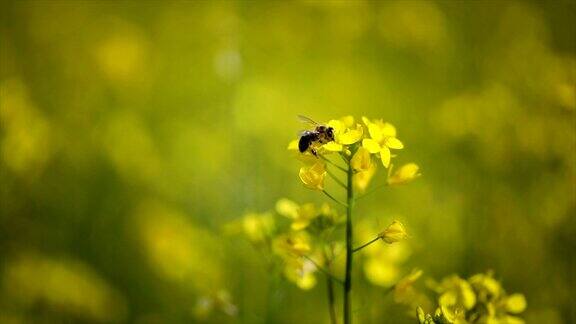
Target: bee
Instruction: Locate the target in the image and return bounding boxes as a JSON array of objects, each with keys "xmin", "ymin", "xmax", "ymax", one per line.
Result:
[{"xmin": 297, "ymin": 115, "xmax": 335, "ymax": 156}]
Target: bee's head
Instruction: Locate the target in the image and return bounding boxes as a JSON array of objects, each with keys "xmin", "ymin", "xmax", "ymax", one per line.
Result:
[{"xmin": 326, "ymin": 127, "xmax": 335, "ymax": 141}]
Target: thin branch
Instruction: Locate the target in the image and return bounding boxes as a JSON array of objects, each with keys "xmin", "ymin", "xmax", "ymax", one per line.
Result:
[
  {"xmin": 353, "ymin": 236, "xmax": 381, "ymax": 253},
  {"xmin": 302, "ymin": 255, "xmax": 344, "ymax": 285},
  {"xmin": 355, "ymin": 182, "xmax": 389, "ymax": 201},
  {"xmin": 319, "ymin": 155, "xmax": 347, "ymax": 172},
  {"xmin": 326, "ymin": 167, "xmax": 346, "ymax": 189},
  {"xmin": 322, "ymin": 190, "xmax": 348, "ymax": 208}
]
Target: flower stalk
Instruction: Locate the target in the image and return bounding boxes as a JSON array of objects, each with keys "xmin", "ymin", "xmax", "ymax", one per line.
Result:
[{"xmin": 344, "ymin": 156, "xmax": 354, "ymax": 324}]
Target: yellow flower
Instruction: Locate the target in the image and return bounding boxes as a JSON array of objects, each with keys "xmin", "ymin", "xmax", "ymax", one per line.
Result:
[
  {"xmin": 388, "ymin": 163, "xmax": 421, "ymax": 185},
  {"xmin": 283, "ymin": 257, "xmax": 317, "ymax": 290},
  {"xmin": 241, "ymin": 212, "xmax": 275, "ymax": 244},
  {"xmin": 437, "ymin": 275, "xmax": 477, "ymax": 312},
  {"xmin": 505, "ymin": 294, "xmax": 527, "ymax": 314},
  {"xmin": 379, "ymin": 220, "xmax": 409, "ymax": 244},
  {"xmin": 277, "ymin": 199, "xmax": 319, "ymax": 231},
  {"xmin": 394, "ymin": 268, "xmax": 423, "ymax": 304},
  {"xmin": 273, "ymin": 231, "xmax": 311, "ymax": 258},
  {"xmin": 299, "ymin": 161, "xmax": 326, "ymax": 190},
  {"xmin": 361, "ymin": 116, "xmax": 404, "ymax": 167},
  {"xmin": 323, "ymin": 116, "xmax": 364, "ymax": 152}
]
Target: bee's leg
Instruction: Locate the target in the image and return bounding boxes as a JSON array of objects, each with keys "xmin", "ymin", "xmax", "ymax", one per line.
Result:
[{"xmin": 311, "ymin": 148, "xmax": 317, "ymax": 156}]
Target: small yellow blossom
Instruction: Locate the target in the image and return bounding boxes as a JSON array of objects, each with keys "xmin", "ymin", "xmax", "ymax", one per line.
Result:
[
  {"xmin": 361, "ymin": 116, "xmax": 404, "ymax": 167},
  {"xmin": 241, "ymin": 212, "xmax": 275, "ymax": 244},
  {"xmin": 505, "ymin": 294, "xmax": 527, "ymax": 314},
  {"xmin": 273, "ymin": 231, "xmax": 311, "ymax": 258},
  {"xmin": 379, "ymin": 220, "xmax": 409, "ymax": 244},
  {"xmin": 394, "ymin": 268, "xmax": 423, "ymax": 304},
  {"xmin": 323, "ymin": 116, "xmax": 364, "ymax": 152},
  {"xmin": 282, "ymin": 201, "xmax": 318, "ymax": 230},
  {"xmin": 299, "ymin": 161, "xmax": 326, "ymax": 190},
  {"xmin": 283, "ymin": 257, "xmax": 318, "ymax": 290},
  {"xmin": 388, "ymin": 163, "xmax": 421, "ymax": 185},
  {"xmin": 437, "ymin": 275, "xmax": 477, "ymax": 312}
]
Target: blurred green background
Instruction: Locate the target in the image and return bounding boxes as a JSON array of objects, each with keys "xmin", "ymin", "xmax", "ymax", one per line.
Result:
[{"xmin": 1, "ymin": 0, "xmax": 574, "ymax": 323}]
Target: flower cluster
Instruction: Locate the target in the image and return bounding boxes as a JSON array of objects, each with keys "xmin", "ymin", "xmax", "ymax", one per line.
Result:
[
  {"xmin": 414, "ymin": 271, "xmax": 527, "ymax": 324},
  {"xmin": 288, "ymin": 116, "xmax": 420, "ymax": 192},
  {"xmin": 228, "ymin": 198, "xmax": 343, "ymax": 290}
]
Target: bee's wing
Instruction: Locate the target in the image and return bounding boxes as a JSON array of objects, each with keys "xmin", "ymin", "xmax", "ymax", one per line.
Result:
[
  {"xmin": 297, "ymin": 115, "xmax": 319, "ymax": 126},
  {"xmin": 298, "ymin": 130, "xmax": 314, "ymax": 137}
]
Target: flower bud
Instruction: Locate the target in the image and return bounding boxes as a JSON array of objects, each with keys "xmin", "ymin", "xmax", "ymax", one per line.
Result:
[
  {"xmin": 298, "ymin": 161, "xmax": 326, "ymax": 191},
  {"xmin": 387, "ymin": 163, "xmax": 420, "ymax": 185},
  {"xmin": 351, "ymin": 147, "xmax": 372, "ymax": 172},
  {"xmin": 379, "ymin": 220, "xmax": 408, "ymax": 244}
]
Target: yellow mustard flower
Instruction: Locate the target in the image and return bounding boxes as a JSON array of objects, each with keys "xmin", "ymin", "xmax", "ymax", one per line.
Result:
[
  {"xmin": 388, "ymin": 163, "xmax": 421, "ymax": 185},
  {"xmin": 437, "ymin": 275, "xmax": 477, "ymax": 313},
  {"xmin": 505, "ymin": 294, "xmax": 527, "ymax": 314},
  {"xmin": 299, "ymin": 161, "xmax": 326, "ymax": 190},
  {"xmin": 241, "ymin": 212, "xmax": 275, "ymax": 244},
  {"xmin": 394, "ymin": 268, "xmax": 423, "ymax": 304},
  {"xmin": 323, "ymin": 116, "xmax": 364, "ymax": 152},
  {"xmin": 380, "ymin": 220, "xmax": 409, "ymax": 244},
  {"xmin": 276, "ymin": 199, "xmax": 319, "ymax": 231},
  {"xmin": 283, "ymin": 256, "xmax": 318, "ymax": 290},
  {"xmin": 273, "ymin": 231, "xmax": 311, "ymax": 258},
  {"xmin": 361, "ymin": 116, "xmax": 404, "ymax": 167}
]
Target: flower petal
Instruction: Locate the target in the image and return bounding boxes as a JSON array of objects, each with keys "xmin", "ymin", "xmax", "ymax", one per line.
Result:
[
  {"xmin": 339, "ymin": 124, "xmax": 364, "ymax": 145},
  {"xmin": 385, "ymin": 137, "xmax": 404, "ymax": 149},
  {"xmin": 327, "ymin": 119, "xmax": 344, "ymax": 133},
  {"xmin": 380, "ymin": 146, "xmax": 391, "ymax": 168},
  {"xmin": 287, "ymin": 139, "xmax": 299, "ymax": 150},
  {"xmin": 362, "ymin": 138, "xmax": 381, "ymax": 153},
  {"xmin": 323, "ymin": 142, "xmax": 343, "ymax": 152},
  {"xmin": 368, "ymin": 124, "xmax": 383, "ymax": 142},
  {"xmin": 381, "ymin": 122, "xmax": 397, "ymax": 138},
  {"xmin": 340, "ymin": 115, "xmax": 355, "ymax": 127}
]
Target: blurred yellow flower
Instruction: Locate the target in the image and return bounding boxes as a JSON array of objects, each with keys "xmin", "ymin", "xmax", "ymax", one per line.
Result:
[
  {"xmin": 394, "ymin": 268, "xmax": 423, "ymax": 304},
  {"xmin": 361, "ymin": 116, "xmax": 404, "ymax": 167},
  {"xmin": 505, "ymin": 294, "xmax": 527, "ymax": 314},
  {"xmin": 299, "ymin": 161, "xmax": 326, "ymax": 190},
  {"xmin": 437, "ymin": 275, "xmax": 477, "ymax": 313},
  {"xmin": 273, "ymin": 231, "xmax": 311, "ymax": 258},
  {"xmin": 241, "ymin": 212, "xmax": 275, "ymax": 244},
  {"xmin": 283, "ymin": 257, "xmax": 318, "ymax": 290},
  {"xmin": 277, "ymin": 199, "xmax": 319, "ymax": 230},
  {"xmin": 380, "ymin": 220, "xmax": 408, "ymax": 244},
  {"xmin": 388, "ymin": 163, "xmax": 421, "ymax": 185}
]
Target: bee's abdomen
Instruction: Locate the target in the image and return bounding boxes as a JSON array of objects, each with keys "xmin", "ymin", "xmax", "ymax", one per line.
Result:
[{"xmin": 298, "ymin": 136, "xmax": 311, "ymax": 152}]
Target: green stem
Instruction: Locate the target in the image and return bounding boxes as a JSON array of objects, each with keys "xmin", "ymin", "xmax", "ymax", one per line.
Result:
[
  {"xmin": 344, "ymin": 158, "xmax": 354, "ymax": 324},
  {"xmin": 353, "ymin": 236, "xmax": 380, "ymax": 253},
  {"xmin": 322, "ymin": 190, "xmax": 348, "ymax": 208}
]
